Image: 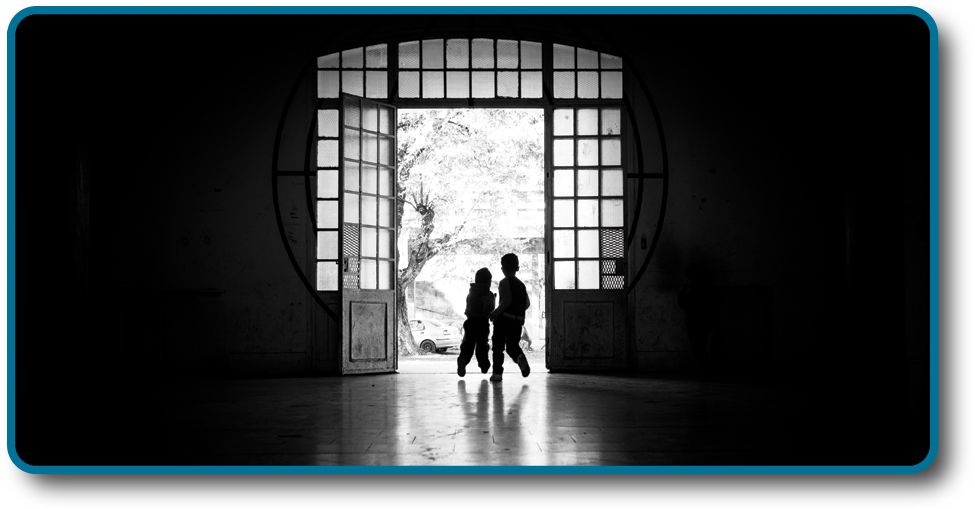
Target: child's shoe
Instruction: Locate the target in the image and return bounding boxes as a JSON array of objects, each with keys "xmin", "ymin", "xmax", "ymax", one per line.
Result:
[
  {"xmin": 489, "ymin": 372, "xmax": 503, "ymax": 382},
  {"xmin": 457, "ymin": 358, "xmax": 466, "ymax": 377},
  {"xmin": 516, "ymin": 354, "xmax": 531, "ymax": 377}
]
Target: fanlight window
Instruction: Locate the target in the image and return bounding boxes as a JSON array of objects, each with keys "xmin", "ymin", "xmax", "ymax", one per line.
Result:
[{"xmin": 316, "ymin": 40, "xmax": 623, "ymax": 101}]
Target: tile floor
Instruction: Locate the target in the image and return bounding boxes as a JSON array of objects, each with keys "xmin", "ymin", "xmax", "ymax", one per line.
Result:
[{"xmin": 151, "ymin": 358, "xmax": 856, "ymax": 467}]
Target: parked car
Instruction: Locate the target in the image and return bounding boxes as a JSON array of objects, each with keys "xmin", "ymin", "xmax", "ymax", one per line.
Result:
[{"xmin": 409, "ymin": 318, "xmax": 463, "ymax": 354}]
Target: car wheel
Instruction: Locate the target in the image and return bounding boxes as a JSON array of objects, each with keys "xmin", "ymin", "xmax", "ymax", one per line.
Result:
[{"xmin": 419, "ymin": 340, "xmax": 436, "ymax": 354}]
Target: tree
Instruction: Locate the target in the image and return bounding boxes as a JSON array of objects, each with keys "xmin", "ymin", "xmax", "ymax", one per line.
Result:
[{"xmin": 395, "ymin": 109, "xmax": 543, "ymax": 355}]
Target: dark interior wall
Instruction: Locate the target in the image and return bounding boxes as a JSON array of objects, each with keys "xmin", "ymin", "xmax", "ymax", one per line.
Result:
[{"xmin": 14, "ymin": 14, "xmax": 930, "ymax": 464}]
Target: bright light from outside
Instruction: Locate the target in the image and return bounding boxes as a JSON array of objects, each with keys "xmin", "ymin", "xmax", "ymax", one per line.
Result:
[{"xmin": 396, "ymin": 108, "xmax": 545, "ymax": 345}]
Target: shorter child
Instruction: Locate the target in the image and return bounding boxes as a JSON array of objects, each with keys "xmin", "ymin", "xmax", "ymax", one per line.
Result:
[{"xmin": 457, "ymin": 268, "xmax": 496, "ymax": 377}]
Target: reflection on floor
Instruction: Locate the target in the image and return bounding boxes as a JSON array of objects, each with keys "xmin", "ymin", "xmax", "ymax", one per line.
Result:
[{"xmin": 151, "ymin": 364, "xmax": 926, "ymax": 467}]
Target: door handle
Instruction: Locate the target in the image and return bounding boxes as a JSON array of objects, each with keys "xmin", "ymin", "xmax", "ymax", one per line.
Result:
[{"xmin": 343, "ymin": 256, "xmax": 349, "ymax": 272}]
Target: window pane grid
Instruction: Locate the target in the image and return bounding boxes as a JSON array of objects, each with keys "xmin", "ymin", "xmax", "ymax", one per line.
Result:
[
  {"xmin": 318, "ymin": 45, "xmax": 388, "ymax": 99},
  {"xmin": 396, "ymin": 39, "xmax": 561, "ymax": 99},
  {"xmin": 551, "ymin": 106, "xmax": 625, "ymax": 290}
]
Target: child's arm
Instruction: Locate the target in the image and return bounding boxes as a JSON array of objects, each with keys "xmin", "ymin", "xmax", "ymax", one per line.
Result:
[
  {"xmin": 489, "ymin": 280, "xmax": 511, "ymax": 320},
  {"xmin": 481, "ymin": 292, "xmax": 496, "ymax": 316}
]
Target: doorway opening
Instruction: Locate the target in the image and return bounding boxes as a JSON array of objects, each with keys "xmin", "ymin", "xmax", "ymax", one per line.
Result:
[{"xmin": 395, "ymin": 108, "xmax": 545, "ymax": 372}]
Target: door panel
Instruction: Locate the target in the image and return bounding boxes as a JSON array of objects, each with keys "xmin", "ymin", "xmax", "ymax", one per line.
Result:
[
  {"xmin": 341, "ymin": 94, "xmax": 398, "ymax": 374},
  {"xmin": 546, "ymin": 106, "xmax": 628, "ymax": 370}
]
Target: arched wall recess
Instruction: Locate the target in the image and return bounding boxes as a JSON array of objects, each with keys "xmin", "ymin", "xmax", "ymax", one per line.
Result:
[{"xmin": 272, "ymin": 30, "xmax": 668, "ymax": 323}]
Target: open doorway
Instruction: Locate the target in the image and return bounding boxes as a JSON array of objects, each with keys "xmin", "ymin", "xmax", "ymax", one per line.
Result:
[{"xmin": 394, "ymin": 108, "xmax": 545, "ymax": 372}]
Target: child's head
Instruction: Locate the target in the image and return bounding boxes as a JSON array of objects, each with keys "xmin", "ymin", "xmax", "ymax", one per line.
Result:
[
  {"xmin": 500, "ymin": 253, "xmax": 519, "ymax": 275},
  {"xmin": 475, "ymin": 267, "xmax": 492, "ymax": 284}
]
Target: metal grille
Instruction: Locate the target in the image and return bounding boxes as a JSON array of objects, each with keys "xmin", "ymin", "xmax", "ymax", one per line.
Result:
[
  {"xmin": 601, "ymin": 229, "xmax": 624, "ymax": 258},
  {"xmin": 602, "ymin": 275, "xmax": 625, "ymax": 290},
  {"xmin": 343, "ymin": 224, "xmax": 360, "ymax": 289}
]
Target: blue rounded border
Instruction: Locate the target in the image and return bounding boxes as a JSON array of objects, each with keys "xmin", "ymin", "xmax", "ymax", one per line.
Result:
[{"xmin": 6, "ymin": 5, "xmax": 939, "ymax": 475}]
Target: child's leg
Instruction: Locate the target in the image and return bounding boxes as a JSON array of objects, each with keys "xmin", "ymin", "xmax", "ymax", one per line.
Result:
[
  {"xmin": 474, "ymin": 331, "xmax": 491, "ymax": 373},
  {"xmin": 458, "ymin": 320, "xmax": 478, "ymax": 366},
  {"xmin": 490, "ymin": 323, "xmax": 507, "ymax": 374}
]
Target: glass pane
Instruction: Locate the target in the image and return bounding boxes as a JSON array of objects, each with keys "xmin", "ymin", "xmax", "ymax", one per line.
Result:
[
  {"xmin": 601, "ymin": 109, "xmax": 621, "ymax": 135},
  {"xmin": 343, "ymin": 128, "xmax": 359, "ymax": 161},
  {"xmin": 577, "ymin": 199, "xmax": 598, "ymax": 227},
  {"xmin": 553, "ymin": 199, "xmax": 574, "ymax": 227},
  {"xmin": 318, "ymin": 169, "xmax": 339, "ymax": 198},
  {"xmin": 422, "ymin": 39, "xmax": 444, "ymax": 69},
  {"xmin": 577, "ymin": 108, "xmax": 598, "ymax": 135},
  {"xmin": 497, "ymin": 40, "xmax": 518, "ymax": 68},
  {"xmin": 472, "ymin": 39, "xmax": 494, "ymax": 68},
  {"xmin": 472, "ymin": 71, "xmax": 495, "ymax": 98},
  {"xmin": 378, "ymin": 198, "xmax": 393, "ymax": 227},
  {"xmin": 318, "ymin": 140, "xmax": 338, "ymax": 167},
  {"xmin": 318, "ymin": 70, "xmax": 339, "ymax": 98},
  {"xmin": 363, "ymin": 132, "xmax": 378, "ymax": 163},
  {"xmin": 603, "ymin": 275, "xmax": 625, "ymax": 290},
  {"xmin": 601, "ymin": 138, "xmax": 621, "ymax": 166},
  {"xmin": 601, "ymin": 199, "xmax": 624, "ymax": 227},
  {"xmin": 342, "ymin": 70, "xmax": 364, "ymax": 97},
  {"xmin": 318, "ymin": 52, "xmax": 339, "ymax": 68},
  {"xmin": 553, "ymin": 140, "xmax": 574, "ymax": 167},
  {"xmin": 379, "ymin": 166, "xmax": 392, "ymax": 196},
  {"xmin": 554, "ymin": 261, "xmax": 576, "ymax": 290},
  {"xmin": 578, "ymin": 71, "xmax": 599, "ymax": 98},
  {"xmin": 366, "ymin": 44, "xmax": 388, "ymax": 68},
  {"xmin": 577, "ymin": 48, "xmax": 598, "ymax": 69},
  {"xmin": 379, "ymin": 105, "xmax": 393, "ymax": 135},
  {"xmin": 553, "ymin": 169, "xmax": 574, "ymax": 197},
  {"xmin": 577, "ymin": 169, "xmax": 598, "ymax": 197},
  {"xmin": 366, "ymin": 71, "xmax": 387, "ymax": 98},
  {"xmin": 362, "ymin": 195, "xmax": 377, "ymax": 225},
  {"xmin": 577, "ymin": 230, "xmax": 599, "ymax": 258},
  {"xmin": 318, "ymin": 109, "xmax": 338, "ymax": 137},
  {"xmin": 344, "ymin": 100, "xmax": 360, "ymax": 127},
  {"xmin": 521, "ymin": 72, "xmax": 542, "ymax": 98},
  {"xmin": 344, "ymin": 192, "xmax": 359, "ymax": 224},
  {"xmin": 521, "ymin": 41, "xmax": 542, "ymax": 69},
  {"xmin": 554, "ymin": 72, "xmax": 575, "ymax": 99},
  {"xmin": 553, "ymin": 44, "xmax": 574, "ymax": 69},
  {"xmin": 317, "ymin": 230, "xmax": 339, "ymax": 259},
  {"xmin": 378, "ymin": 261, "xmax": 393, "ymax": 290},
  {"xmin": 602, "ymin": 71, "xmax": 623, "ymax": 99},
  {"xmin": 362, "ymin": 104, "xmax": 378, "ymax": 132},
  {"xmin": 378, "ymin": 228, "xmax": 393, "ymax": 258},
  {"xmin": 446, "ymin": 39, "xmax": 469, "ymax": 68},
  {"xmin": 601, "ymin": 53, "xmax": 623, "ymax": 69},
  {"xmin": 422, "ymin": 71, "xmax": 444, "ymax": 98},
  {"xmin": 497, "ymin": 71, "xmax": 518, "ymax": 97},
  {"xmin": 578, "ymin": 260, "xmax": 599, "ymax": 289},
  {"xmin": 317, "ymin": 261, "xmax": 339, "ymax": 291},
  {"xmin": 578, "ymin": 138, "xmax": 599, "ymax": 166},
  {"xmin": 344, "ymin": 160, "xmax": 359, "ymax": 192},
  {"xmin": 553, "ymin": 229, "xmax": 574, "ymax": 258},
  {"xmin": 399, "ymin": 41, "xmax": 419, "ymax": 68},
  {"xmin": 317, "ymin": 200, "xmax": 338, "ymax": 229},
  {"xmin": 360, "ymin": 259, "xmax": 377, "ymax": 290},
  {"xmin": 361, "ymin": 227, "xmax": 377, "ymax": 257},
  {"xmin": 342, "ymin": 47, "xmax": 363, "ymax": 68},
  {"xmin": 399, "ymin": 71, "xmax": 419, "ymax": 98},
  {"xmin": 361, "ymin": 164, "xmax": 378, "ymax": 195},
  {"xmin": 553, "ymin": 109, "xmax": 574, "ymax": 136},
  {"xmin": 446, "ymin": 71, "xmax": 470, "ymax": 98},
  {"xmin": 602, "ymin": 168, "xmax": 623, "ymax": 196},
  {"xmin": 379, "ymin": 136, "xmax": 393, "ymax": 166}
]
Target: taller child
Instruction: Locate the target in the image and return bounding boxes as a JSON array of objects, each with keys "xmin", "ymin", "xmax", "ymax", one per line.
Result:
[{"xmin": 488, "ymin": 253, "xmax": 531, "ymax": 381}]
